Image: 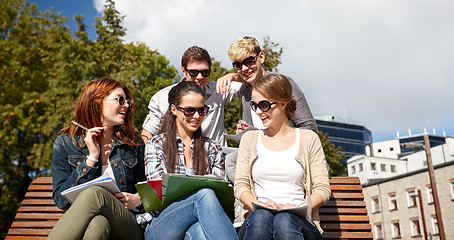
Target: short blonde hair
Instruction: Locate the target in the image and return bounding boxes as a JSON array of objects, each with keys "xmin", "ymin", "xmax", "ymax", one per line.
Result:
[{"xmin": 228, "ymin": 36, "xmax": 261, "ymax": 61}]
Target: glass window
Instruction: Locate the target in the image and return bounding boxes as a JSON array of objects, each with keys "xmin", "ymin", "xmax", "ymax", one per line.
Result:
[
  {"xmin": 372, "ymin": 197, "xmax": 380, "ymax": 213},
  {"xmin": 381, "ymin": 164, "xmax": 386, "ymax": 172},
  {"xmin": 411, "ymin": 219, "xmax": 421, "ymax": 237},
  {"xmin": 391, "ymin": 165, "xmax": 396, "ymax": 173},
  {"xmin": 351, "ymin": 165, "xmax": 356, "ymax": 174},
  {"xmin": 427, "ymin": 186, "xmax": 434, "ymax": 204},
  {"xmin": 375, "ymin": 224, "xmax": 383, "ymax": 239},
  {"xmin": 407, "ymin": 190, "xmax": 418, "ymax": 208},
  {"xmin": 432, "ymin": 216, "xmax": 439, "ymax": 235},
  {"xmin": 389, "ymin": 194, "xmax": 397, "ymax": 210},
  {"xmin": 392, "ymin": 222, "xmax": 401, "ymax": 238},
  {"xmin": 359, "ymin": 163, "xmax": 363, "ymax": 172},
  {"xmin": 450, "ymin": 181, "xmax": 454, "ymax": 200},
  {"xmin": 371, "ymin": 162, "xmax": 376, "ymax": 171}
]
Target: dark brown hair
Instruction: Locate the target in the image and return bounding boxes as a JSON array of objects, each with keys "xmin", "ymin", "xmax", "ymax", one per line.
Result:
[
  {"xmin": 60, "ymin": 77, "xmax": 138, "ymax": 145},
  {"xmin": 162, "ymin": 81, "xmax": 207, "ymax": 175},
  {"xmin": 252, "ymin": 74, "xmax": 296, "ymax": 120},
  {"xmin": 181, "ymin": 46, "xmax": 212, "ymax": 69}
]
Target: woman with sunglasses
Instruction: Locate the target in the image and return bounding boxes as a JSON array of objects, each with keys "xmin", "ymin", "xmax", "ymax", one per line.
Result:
[
  {"xmin": 234, "ymin": 74, "xmax": 331, "ymax": 240},
  {"xmin": 48, "ymin": 77, "xmax": 145, "ymax": 239},
  {"xmin": 144, "ymin": 81, "xmax": 238, "ymax": 240}
]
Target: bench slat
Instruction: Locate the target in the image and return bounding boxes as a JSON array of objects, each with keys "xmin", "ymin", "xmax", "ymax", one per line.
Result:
[
  {"xmin": 18, "ymin": 206, "xmax": 64, "ymax": 213},
  {"xmin": 323, "ymin": 200, "xmax": 366, "ymax": 208},
  {"xmin": 6, "ymin": 228, "xmax": 52, "ymax": 236},
  {"xmin": 318, "ymin": 207, "xmax": 368, "ymax": 215},
  {"xmin": 11, "ymin": 221, "xmax": 59, "ymax": 228},
  {"xmin": 14, "ymin": 212, "xmax": 64, "ymax": 220},
  {"xmin": 321, "ymin": 223, "xmax": 371, "ymax": 231},
  {"xmin": 320, "ymin": 215, "xmax": 371, "ymax": 222},
  {"xmin": 331, "ymin": 192, "xmax": 364, "ymax": 199},
  {"xmin": 21, "ymin": 199, "xmax": 57, "ymax": 206},
  {"xmin": 24, "ymin": 191, "xmax": 53, "ymax": 198},
  {"xmin": 323, "ymin": 231, "xmax": 374, "ymax": 239}
]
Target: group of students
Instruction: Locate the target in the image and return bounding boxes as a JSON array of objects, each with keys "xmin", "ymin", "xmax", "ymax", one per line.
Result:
[{"xmin": 48, "ymin": 36, "xmax": 331, "ymax": 240}]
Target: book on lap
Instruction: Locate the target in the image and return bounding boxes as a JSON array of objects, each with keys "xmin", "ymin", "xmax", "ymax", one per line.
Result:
[
  {"xmin": 61, "ymin": 175, "xmax": 120, "ymax": 203},
  {"xmin": 136, "ymin": 174, "xmax": 234, "ymax": 220}
]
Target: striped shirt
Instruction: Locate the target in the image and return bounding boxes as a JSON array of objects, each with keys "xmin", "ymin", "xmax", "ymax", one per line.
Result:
[{"xmin": 145, "ymin": 133, "xmax": 225, "ymax": 180}]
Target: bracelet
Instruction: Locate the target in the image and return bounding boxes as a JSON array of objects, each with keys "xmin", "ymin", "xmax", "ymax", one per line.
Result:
[{"xmin": 86, "ymin": 155, "xmax": 98, "ymax": 163}]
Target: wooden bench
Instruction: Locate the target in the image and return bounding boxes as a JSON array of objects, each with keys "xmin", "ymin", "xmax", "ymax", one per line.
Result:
[
  {"xmin": 320, "ymin": 177, "xmax": 373, "ymax": 239},
  {"xmin": 6, "ymin": 176, "xmax": 372, "ymax": 239}
]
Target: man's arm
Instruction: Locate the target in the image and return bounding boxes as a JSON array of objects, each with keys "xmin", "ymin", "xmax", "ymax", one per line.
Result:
[{"xmin": 140, "ymin": 129, "xmax": 153, "ymax": 144}]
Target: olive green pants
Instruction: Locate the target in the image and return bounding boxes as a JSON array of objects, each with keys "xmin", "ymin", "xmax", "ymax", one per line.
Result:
[{"xmin": 48, "ymin": 186, "xmax": 143, "ymax": 240}]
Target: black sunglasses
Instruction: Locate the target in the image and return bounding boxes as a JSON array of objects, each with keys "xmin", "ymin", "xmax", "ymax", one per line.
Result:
[
  {"xmin": 186, "ymin": 69, "xmax": 211, "ymax": 77},
  {"xmin": 105, "ymin": 96, "xmax": 131, "ymax": 109},
  {"xmin": 250, "ymin": 100, "xmax": 276, "ymax": 112},
  {"xmin": 232, "ymin": 53, "xmax": 259, "ymax": 70},
  {"xmin": 176, "ymin": 105, "xmax": 209, "ymax": 117}
]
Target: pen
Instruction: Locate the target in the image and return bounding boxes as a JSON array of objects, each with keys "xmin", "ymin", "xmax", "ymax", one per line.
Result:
[{"xmin": 71, "ymin": 121, "xmax": 89, "ymax": 131}]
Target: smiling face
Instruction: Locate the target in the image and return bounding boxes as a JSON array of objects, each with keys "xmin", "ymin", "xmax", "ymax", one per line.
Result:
[
  {"xmin": 102, "ymin": 87, "xmax": 130, "ymax": 128},
  {"xmin": 251, "ymin": 89, "xmax": 287, "ymax": 129},
  {"xmin": 182, "ymin": 60, "xmax": 210, "ymax": 89},
  {"xmin": 233, "ymin": 51, "xmax": 266, "ymax": 86},
  {"xmin": 171, "ymin": 91, "xmax": 205, "ymax": 137}
]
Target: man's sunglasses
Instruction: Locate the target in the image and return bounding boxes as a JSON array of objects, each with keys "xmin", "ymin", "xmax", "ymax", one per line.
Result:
[
  {"xmin": 105, "ymin": 96, "xmax": 131, "ymax": 109},
  {"xmin": 232, "ymin": 53, "xmax": 259, "ymax": 70},
  {"xmin": 186, "ymin": 69, "xmax": 211, "ymax": 77},
  {"xmin": 250, "ymin": 100, "xmax": 276, "ymax": 112},
  {"xmin": 176, "ymin": 105, "xmax": 209, "ymax": 117}
]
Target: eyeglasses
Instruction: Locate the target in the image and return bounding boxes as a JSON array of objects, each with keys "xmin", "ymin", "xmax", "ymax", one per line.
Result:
[
  {"xmin": 176, "ymin": 105, "xmax": 209, "ymax": 117},
  {"xmin": 250, "ymin": 100, "xmax": 276, "ymax": 112},
  {"xmin": 105, "ymin": 96, "xmax": 131, "ymax": 108},
  {"xmin": 185, "ymin": 69, "xmax": 211, "ymax": 78},
  {"xmin": 232, "ymin": 53, "xmax": 259, "ymax": 70}
]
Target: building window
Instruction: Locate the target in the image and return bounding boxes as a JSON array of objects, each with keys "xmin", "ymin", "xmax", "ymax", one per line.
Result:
[
  {"xmin": 390, "ymin": 147, "xmax": 394, "ymax": 151},
  {"xmin": 411, "ymin": 219, "xmax": 421, "ymax": 237},
  {"xmin": 407, "ymin": 189, "xmax": 418, "ymax": 208},
  {"xmin": 432, "ymin": 216, "xmax": 439, "ymax": 235},
  {"xmin": 391, "ymin": 221, "xmax": 401, "ymax": 239},
  {"xmin": 371, "ymin": 162, "xmax": 376, "ymax": 171},
  {"xmin": 427, "ymin": 186, "xmax": 434, "ymax": 204},
  {"xmin": 351, "ymin": 165, "xmax": 356, "ymax": 174},
  {"xmin": 359, "ymin": 163, "xmax": 363, "ymax": 172},
  {"xmin": 450, "ymin": 180, "xmax": 454, "ymax": 200},
  {"xmin": 378, "ymin": 149, "xmax": 382, "ymax": 153},
  {"xmin": 374, "ymin": 223, "xmax": 383, "ymax": 239},
  {"xmin": 390, "ymin": 165, "xmax": 396, "ymax": 173},
  {"xmin": 381, "ymin": 163, "xmax": 386, "ymax": 172},
  {"xmin": 372, "ymin": 197, "xmax": 380, "ymax": 213},
  {"xmin": 389, "ymin": 193, "xmax": 397, "ymax": 211}
]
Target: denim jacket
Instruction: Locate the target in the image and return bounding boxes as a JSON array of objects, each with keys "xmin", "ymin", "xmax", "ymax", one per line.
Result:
[{"xmin": 51, "ymin": 134, "xmax": 146, "ymax": 210}]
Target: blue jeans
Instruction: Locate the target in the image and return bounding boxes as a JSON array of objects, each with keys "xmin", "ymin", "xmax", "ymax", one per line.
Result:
[
  {"xmin": 238, "ymin": 209, "xmax": 322, "ymax": 240},
  {"xmin": 144, "ymin": 188, "xmax": 238, "ymax": 240}
]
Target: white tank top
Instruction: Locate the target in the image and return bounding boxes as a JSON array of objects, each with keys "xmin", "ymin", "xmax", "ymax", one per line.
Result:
[{"xmin": 253, "ymin": 130, "xmax": 306, "ymax": 205}]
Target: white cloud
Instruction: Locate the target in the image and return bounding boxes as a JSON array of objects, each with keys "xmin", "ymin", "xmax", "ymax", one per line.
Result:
[{"xmin": 94, "ymin": 0, "xmax": 454, "ymax": 141}]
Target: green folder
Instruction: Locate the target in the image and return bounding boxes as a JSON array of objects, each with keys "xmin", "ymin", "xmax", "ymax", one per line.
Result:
[{"xmin": 136, "ymin": 174, "xmax": 234, "ymax": 220}]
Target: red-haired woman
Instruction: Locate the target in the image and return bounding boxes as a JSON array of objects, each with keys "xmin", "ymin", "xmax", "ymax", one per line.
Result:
[{"xmin": 48, "ymin": 77, "xmax": 145, "ymax": 240}]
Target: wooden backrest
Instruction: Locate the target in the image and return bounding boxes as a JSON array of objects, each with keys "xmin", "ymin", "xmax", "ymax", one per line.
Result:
[
  {"xmin": 6, "ymin": 176, "xmax": 372, "ymax": 239},
  {"xmin": 5, "ymin": 177, "xmax": 64, "ymax": 240},
  {"xmin": 319, "ymin": 177, "xmax": 373, "ymax": 239}
]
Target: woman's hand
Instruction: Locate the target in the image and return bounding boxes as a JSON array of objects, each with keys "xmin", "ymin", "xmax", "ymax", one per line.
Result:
[
  {"xmin": 84, "ymin": 127, "xmax": 103, "ymax": 166},
  {"xmin": 236, "ymin": 120, "xmax": 250, "ymax": 134},
  {"xmin": 262, "ymin": 200, "xmax": 280, "ymax": 209},
  {"xmin": 281, "ymin": 203, "xmax": 298, "ymax": 209},
  {"xmin": 114, "ymin": 192, "xmax": 141, "ymax": 210}
]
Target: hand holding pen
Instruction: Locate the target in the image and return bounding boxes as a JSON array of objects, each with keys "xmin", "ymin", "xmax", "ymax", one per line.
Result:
[
  {"xmin": 72, "ymin": 121, "xmax": 101, "ymax": 166},
  {"xmin": 236, "ymin": 120, "xmax": 250, "ymax": 134}
]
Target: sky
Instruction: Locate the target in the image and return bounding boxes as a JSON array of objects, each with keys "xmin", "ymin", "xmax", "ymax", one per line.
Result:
[{"xmin": 31, "ymin": 0, "xmax": 454, "ymax": 142}]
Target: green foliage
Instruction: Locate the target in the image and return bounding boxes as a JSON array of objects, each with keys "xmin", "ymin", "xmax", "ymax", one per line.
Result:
[
  {"xmin": 0, "ymin": 0, "xmax": 176, "ymax": 236},
  {"xmin": 317, "ymin": 131, "xmax": 347, "ymax": 176},
  {"xmin": 262, "ymin": 36, "xmax": 283, "ymax": 72}
]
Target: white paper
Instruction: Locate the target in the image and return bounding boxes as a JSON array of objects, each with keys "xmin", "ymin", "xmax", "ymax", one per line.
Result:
[{"xmin": 61, "ymin": 175, "xmax": 120, "ymax": 203}]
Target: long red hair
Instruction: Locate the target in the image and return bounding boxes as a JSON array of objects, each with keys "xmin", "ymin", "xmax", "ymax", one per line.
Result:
[{"xmin": 60, "ymin": 77, "xmax": 139, "ymax": 146}]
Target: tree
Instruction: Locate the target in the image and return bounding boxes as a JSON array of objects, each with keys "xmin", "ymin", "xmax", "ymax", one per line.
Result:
[{"xmin": 318, "ymin": 131, "xmax": 347, "ymax": 176}]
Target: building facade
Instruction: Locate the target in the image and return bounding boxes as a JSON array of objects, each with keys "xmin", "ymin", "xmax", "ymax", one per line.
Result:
[
  {"xmin": 362, "ymin": 162, "xmax": 454, "ymax": 239},
  {"xmin": 316, "ymin": 117, "xmax": 372, "ymax": 160}
]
